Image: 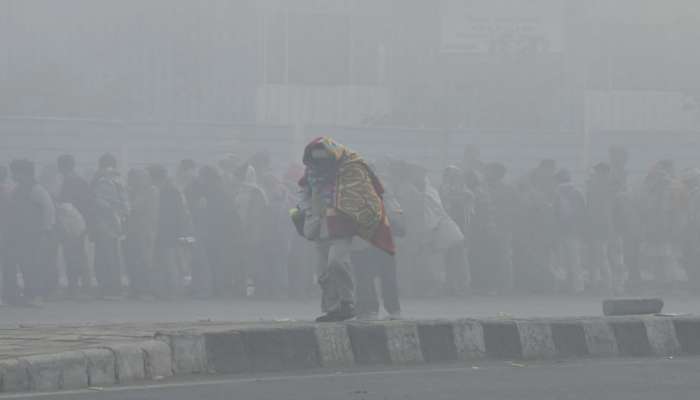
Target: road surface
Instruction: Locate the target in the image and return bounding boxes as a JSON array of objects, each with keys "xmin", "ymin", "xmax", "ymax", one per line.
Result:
[{"xmin": 2, "ymin": 357, "xmax": 699, "ymax": 400}]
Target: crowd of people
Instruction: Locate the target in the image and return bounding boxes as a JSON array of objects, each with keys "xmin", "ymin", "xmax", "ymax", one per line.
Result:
[
  {"xmin": 0, "ymin": 151, "xmax": 304, "ymax": 307},
  {"xmin": 423, "ymin": 145, "xmax": 698, "ymax": 299},
  {"xmin": 0, "ymin": 141, "xmax": 698, "ymax": 318}
]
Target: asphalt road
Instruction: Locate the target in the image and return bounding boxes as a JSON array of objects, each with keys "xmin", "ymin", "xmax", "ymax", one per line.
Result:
[
  {"xmin": 2, "ymin": 358, "xmax": 699, "ymax": 400},
  {"xmin": 1, "ymin": 294, "xmax": 700, "ymax": 328}
]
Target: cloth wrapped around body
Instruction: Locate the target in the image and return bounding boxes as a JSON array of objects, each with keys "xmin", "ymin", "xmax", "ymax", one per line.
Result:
[{"xmin": 293, "ymin": 137, "xmax": 395, "ymax": 255}]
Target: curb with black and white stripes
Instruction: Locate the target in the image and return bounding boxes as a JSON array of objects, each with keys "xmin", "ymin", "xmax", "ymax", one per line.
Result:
[{"xmin": 1, "ymin": 316, "xmax": 699, "ymax": 393}]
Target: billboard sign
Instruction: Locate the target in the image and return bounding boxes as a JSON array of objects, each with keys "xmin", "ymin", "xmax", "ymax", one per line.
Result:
[{"xmin": 441, "ymin": 0, "xmax": 565, "ymax": 54}]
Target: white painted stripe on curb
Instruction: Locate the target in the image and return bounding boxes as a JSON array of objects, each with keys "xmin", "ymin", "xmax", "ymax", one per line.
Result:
[
  {"xmin": 3, "ymin": 316, "xmax": 700, "ymax": 395},
  {"xmin": 315, "ymin": 324, "xmax": 354, "ymax": 368},
  {"xmin": 385, "ymin": 323, "xmax": 424, "ymax": 365},
  {"xmin": 452, "ymin": 320, "xmax": 486, "ymax": 361},
  {"xmin": 517, "ymin": 321, "xmax": 557, "ymax": 360},
  {"xmin": 644, "ymin": 318, "xmax": 681, "ymax": 357}
]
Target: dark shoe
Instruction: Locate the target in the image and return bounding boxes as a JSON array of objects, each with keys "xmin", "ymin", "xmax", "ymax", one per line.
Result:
[
  {"xmin": 315, "ymin": 302, "xmax": 355, "ymax": 323},
  {"xmin": 315, "ymin": 313, "xmax": 336, "ymax": 323}
]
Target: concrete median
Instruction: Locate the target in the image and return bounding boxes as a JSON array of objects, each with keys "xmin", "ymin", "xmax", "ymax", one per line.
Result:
[{"xmin": 2, "ymin": 315, "xmax": 700, "ymax": 393}]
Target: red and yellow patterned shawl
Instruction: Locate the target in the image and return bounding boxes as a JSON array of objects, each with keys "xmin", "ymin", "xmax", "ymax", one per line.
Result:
[{"xmin": 301, "ymin": 137, "xmax": 396, "ymax": 255}]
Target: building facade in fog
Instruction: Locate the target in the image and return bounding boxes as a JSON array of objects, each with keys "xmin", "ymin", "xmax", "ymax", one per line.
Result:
[
  {"xmin": 1, "ymin": 0, "xmax": 259, "ymax": 122},
  {"xmin": 2, "ymin": 0, "xmax": 700, "ymax": 134}
]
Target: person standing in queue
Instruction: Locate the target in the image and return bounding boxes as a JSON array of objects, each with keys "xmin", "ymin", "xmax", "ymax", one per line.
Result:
[
  {"xmin": 91, "ymin": 154, "xmax": 129, "ymax": 299},
  {"xmin": 4, "ymin": 160, "xmax": 56, "ymax": 306}
]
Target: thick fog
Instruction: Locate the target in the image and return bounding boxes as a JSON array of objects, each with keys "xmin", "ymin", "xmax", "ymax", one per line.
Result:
[
  {"xmin": 1, "ymin": 1, "xmax": 699, "ymax": 173},
  {"xmin": 1, "ymin": 0, "xmax": 700, "ymax": 318}
]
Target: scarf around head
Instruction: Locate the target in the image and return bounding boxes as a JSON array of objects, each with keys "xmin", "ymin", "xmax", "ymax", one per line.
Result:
[{"xmin": 300, "ymin": 137, "xmax": 395, "ymax": 255}]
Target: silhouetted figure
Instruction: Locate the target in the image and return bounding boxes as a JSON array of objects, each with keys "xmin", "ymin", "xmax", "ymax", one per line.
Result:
[
  {"xmin": 586, "ymin": 162, "xmax": 624, "ymax": 294},
  {"xmin": 512, "ymin": 161, "xmax": 558, "ymax": 293},
  {"xmin": 639, "ymin": 160, "xmax": 683, "ymax": 288},
  {"xmin": 195, "ymin": 166, "xmax": 240, "ymax": 298},
  {"xmin": 149, "ymin": 165, "xmax": 193, "ymax": 299},
  {"xmin": 57, "ymin": 155, "xmax": 93, "ymax": 296},
  {"xmin": 0, "ymin": 166, "xmax": 13, "ymax": 304},
  {"xmin": 393, "ymin": 162, "xmax": 432, "ymax": 297},
  {"xmin": 554, "ymin": 169, "xmax": 587, "ymax": 293},
  {"xmin": 680, "ymin": 168, "xmax": 700, "ymax": 289},
  {"xmin": 257, "ymin": 172, "xmax": 291, "ymax": 299},
  {"xmin": 440, "ymin": 166, "xmax": 472, "ymax": 296},
  {"xmin": 483, "ymin": 162, "xmax": 518, "ymax": 294},
  {"xmin": 124, "ymin": 168, "xmax": 158, "ymax": 299},
  {"xmin": 4, "ymin": 160, "xmax": 57, "ymax": 306},
  {"xmin": 91, "ymin": 154, "xmax": 129, "ymax": 299},
  {"xmin": 233, "ymin": 165, "xmax": 268, "ymax": 297}
]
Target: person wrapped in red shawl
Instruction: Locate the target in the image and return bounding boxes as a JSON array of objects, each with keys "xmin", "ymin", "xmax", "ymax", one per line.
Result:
[{"xmin": 291, "ymin": 137, "xmax": 395, "ymax": 322}]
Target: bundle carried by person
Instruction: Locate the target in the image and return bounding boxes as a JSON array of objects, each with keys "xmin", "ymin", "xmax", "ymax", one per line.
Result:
[{"xmin": 292, "ymin": 137, "xmax": 395, "ymax": 255}]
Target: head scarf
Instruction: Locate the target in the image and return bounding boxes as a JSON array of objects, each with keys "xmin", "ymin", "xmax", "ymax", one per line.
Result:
[{"xmin": 300, "ymin": 137, "xmax": 395, "ymax": 254}]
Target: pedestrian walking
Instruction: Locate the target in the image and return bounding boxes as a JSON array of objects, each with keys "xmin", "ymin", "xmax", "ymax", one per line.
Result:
[{"xmin": 293, "ymin": 137, "xmax": 395, "ymax": 322}]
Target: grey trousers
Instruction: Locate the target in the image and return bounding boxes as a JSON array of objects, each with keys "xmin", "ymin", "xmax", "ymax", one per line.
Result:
[
  {"xmin": 352, "ymin": 246, "xmax": 401, "ymax": 315},
  {"xmin": 315, "ymin": 238, "xmax": 355, "ymax": 313}
]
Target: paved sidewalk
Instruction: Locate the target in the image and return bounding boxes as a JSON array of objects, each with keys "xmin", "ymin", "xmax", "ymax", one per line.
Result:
[
  {"xmin": 0, "ymin": 322, "xmax": 160, "ymax": 360},
  {"xmin": 1, "ymin": 294, "xmax": 698, "ymax": 361},
  {"xmin": 0, "ymin": 321, "xmax": 292, "ymax": 360},
  {"xmin": 2, "ymin": 294, "xmax": 700, "ymax": 327}
]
